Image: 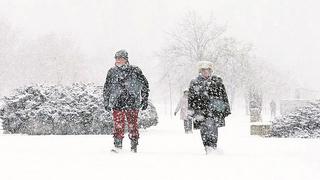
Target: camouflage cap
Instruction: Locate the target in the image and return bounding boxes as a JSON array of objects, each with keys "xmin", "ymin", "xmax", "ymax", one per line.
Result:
[{"xmin": 114, "ymin": 49, "xmax": 129, "ymax": 60}]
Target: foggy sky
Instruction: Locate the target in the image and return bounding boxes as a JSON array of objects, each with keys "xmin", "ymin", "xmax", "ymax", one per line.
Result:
[{"xmin": 1, "ymin": 0, "xmax": 320, "ymax": 91}]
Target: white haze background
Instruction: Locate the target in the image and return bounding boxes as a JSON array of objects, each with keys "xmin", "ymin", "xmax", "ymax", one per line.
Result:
[
  {"xmin": 1, "ymin": 1, "xmax": 320, "ymax": 180},
  {"xmin": 1, "ymin": 0, "xmax": 320, "ymax": 96}
]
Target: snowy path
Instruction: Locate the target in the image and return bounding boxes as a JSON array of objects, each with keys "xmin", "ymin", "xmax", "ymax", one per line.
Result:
[{"xmin": 0, "ymin": 112, "xmax": 320, "ymax": 180}]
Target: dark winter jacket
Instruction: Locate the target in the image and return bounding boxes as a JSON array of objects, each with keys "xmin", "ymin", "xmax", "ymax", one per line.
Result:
[
  {"xmin": 188, "ymin": 75, "xmax": 231, "ymax": 127},
  {"xmin": 103, "ymin": 64, "xmax": 149, "ymax": 110}
]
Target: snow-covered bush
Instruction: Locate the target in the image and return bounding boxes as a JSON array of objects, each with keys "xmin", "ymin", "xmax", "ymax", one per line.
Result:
[
  {"xmin": 0, "ymin": 83, "xmax": 158, "ymax": 135},
  {"xmin": 270, "ymin": 100, "xmax": 320, "ymax": 138}
]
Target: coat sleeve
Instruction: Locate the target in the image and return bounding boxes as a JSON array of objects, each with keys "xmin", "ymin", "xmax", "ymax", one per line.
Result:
[
  {"xmin": 103, "ymin": 69, "xmax": 112, "ymax": 107},
  {"xmin": 218, "ymin": 78, "xmax": 231, "ymax": 117},
  {"xmin": 135, "ymin": 67, "xmax": 149, "ymax": 101},
  {"xmin": 188, "ymin": 80, "xmax": 196, "ymax": 111},
  {"xmin": 174, "ymin": 97, "xmax": 183, "ymax": 113}
]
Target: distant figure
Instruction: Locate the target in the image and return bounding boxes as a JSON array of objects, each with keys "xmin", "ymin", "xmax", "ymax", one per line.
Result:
[
  {"xmin": 188, "ymin": 61, "xmax": 231, "ymax": 155},
  {"xmin": 103, "ymin": 50, "xmax": 149, "ymax": 153},
  {"xmin": 249, "ymin": 89, "xmax": 263, "ymax": 122},
  {"xmin": 174, "ymin": 89, "xmax": 192, "ymax": 134},
  {"xmin": 270, "ymin": 100, "xmax": 276, "ymax": 119}
]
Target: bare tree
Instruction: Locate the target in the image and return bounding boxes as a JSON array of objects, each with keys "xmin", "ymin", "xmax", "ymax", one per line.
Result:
[
  {"xmin": 158, "ymin": 12, "xmax": 298, "ymax": 117},
  {"xmin": 158, "ymin": 12, "xmax": 251, "ymax": 109},
  {"xmin": 159, "ymin": 12, "xmax": 226, "ymax": 96},
  {"xmin": 212, "ymin": 38, "xmax": 253, "ymax": 108}
]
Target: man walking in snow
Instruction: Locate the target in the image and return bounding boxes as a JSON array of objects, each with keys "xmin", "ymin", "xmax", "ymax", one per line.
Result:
[
  {"xmin": 174, "ymin": 89, "xmax": 193, "ymax": 133},
  {"xmin": 103, "ymin": 49, "xmax": 149, "ymax": 153},
  {"xmin": 188, "ymin": 61, "xmax": 231, "ymax": 154}
]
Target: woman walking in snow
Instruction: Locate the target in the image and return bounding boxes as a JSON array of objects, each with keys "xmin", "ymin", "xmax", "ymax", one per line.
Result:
[
  {"xmin": 174, "ymin": 89, "xmax": 193, "ymax": 133},
  {"xmin": 188, "ymin": 61, "xmax": 231, "ymax": 154}
]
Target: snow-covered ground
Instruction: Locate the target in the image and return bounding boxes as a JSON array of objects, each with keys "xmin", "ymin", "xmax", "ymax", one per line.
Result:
[{"xmin": 0, "ymin": 108, "xmax": 319, "ymax": 180}]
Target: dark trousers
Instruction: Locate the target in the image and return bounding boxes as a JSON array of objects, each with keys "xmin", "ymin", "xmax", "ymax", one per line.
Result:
[{"xmin": 200, "ymin": 117, "xmax": 218, "ymax": 148}]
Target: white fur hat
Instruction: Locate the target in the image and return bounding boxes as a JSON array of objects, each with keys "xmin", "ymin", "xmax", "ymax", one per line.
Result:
[{"xmin": 197, "ymin": 61, "xmax": 214, "ymax": 72}]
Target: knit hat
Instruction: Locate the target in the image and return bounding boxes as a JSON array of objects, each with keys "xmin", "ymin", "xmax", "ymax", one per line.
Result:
[
  {"xmin": 114, "ymin": 49, "xmax": 128, "ymax": 60},
  {"xmin": 197, "ymin": 61, "xmax": 214, "ymax": 72}
]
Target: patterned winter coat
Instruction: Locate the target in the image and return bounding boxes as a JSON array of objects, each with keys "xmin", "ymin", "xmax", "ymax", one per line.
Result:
[
  {"xmin": 188, "ymin": 75, "xmax": 231, "ymax": 127},
  {"xmin": 103, "ymin": 64, "xmax": 149, "ymax": 110}
]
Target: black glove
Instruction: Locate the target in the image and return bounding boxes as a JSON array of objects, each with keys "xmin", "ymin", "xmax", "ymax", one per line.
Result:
[
  {"xmin": 141, "ymin": 99, "xmax": 148, "ymax": 110},
  {"xmin": 105, "ymin": 105, "xmax": 112, "ymax": 112},
  {"xmin": 193, "ymin": 119, "xmax": 202, "ymax": 130}
]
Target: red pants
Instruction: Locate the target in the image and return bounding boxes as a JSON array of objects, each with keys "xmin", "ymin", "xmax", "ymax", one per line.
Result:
[{"xmin": 113, "ymin": 109, "xmax": 139, "ymax": 140}]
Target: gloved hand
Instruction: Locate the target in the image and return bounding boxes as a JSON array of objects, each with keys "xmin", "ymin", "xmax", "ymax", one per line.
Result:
[
  {"xmin": 193, "ymin": 119, "xmax": 202, "ymax": 130},
  {"xmin": 105, "ymin": 105, "xmax": 112, "ymax": 112},
  {"xmin": 141, "ymin": 99, "xmax": 148, "ymax": 110}
]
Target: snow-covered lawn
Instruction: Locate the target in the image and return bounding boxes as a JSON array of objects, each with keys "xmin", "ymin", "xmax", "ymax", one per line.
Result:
[{"xmin": 1, "ymin": 111, "xmax": 319, "ymax": 180}]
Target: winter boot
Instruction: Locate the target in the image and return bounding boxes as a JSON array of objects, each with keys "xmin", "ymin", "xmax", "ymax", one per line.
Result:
[
  {"xmin": 205, "ymin": 145, "xmax": 217, "ymax": 155},
  {"xmin": 111, "ymin": 147, "xmax": 122, "ymax": 153},
  {"xmin": 111, "ymin": 138, "xmax": 123, "ymax": 153},
  {"xmin": 130, "ymin": 139, "xmax": 138, "ymax": 153},
  {"xmin": 205, "ymin": 146, "xmax": 213, "ymax": 155}
]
